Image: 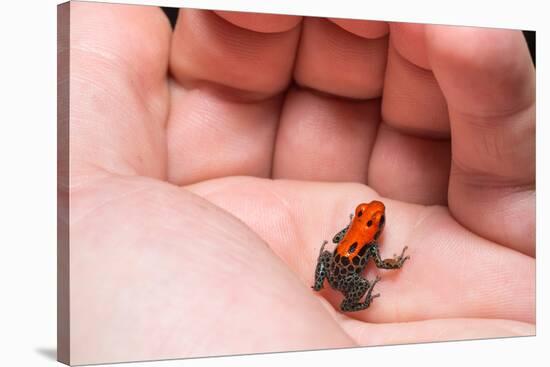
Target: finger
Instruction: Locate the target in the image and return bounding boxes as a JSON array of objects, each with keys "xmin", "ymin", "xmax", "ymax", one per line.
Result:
[
  {"xmin": 294, "ymin": 17, "xmax": 388, "ymax": 99},
  {"xmin": 368, "ymin": 23, "xmax": 451, "ymax": 205},
  {"xmin": 382, "ymin": 26, "xmax": 450, "ymax": 137},
  {"xmin": 425, "ymin": 26, "xmax": 536, "ymax": 256},
  {"xmin": 170, "ymin": 9, "xmax": 300, "ymax": 98},
  {"xmin": 70, "ymin": 2, "xmax": 171, "ymax": 182},
  {"xmin": 368, "ymin": 123, "xmax": 451, "ymax": 205},
  {"xmin": 272, "ymin": 89, "xmax": 380, "ymax": 182},
  {"xmin": 168, "ymin": 9, "xmax": 301, "ymax": 185},
  {"xmin": 70, "ymin": 175, "xmax": 353, "ymax": 364},
  {"xmin": 215, "ymin": 10, "xmax": 302, "ymax": 33},
  {"xmin": 328, "ymin": 18, "xmax": 389, "ymax": 39},
  {"xmin": 339, "ymin": 316, "xmax": 534, "ymax": 346},
  {"xmin": 274, "ymin": 16, "xmax": 390, "ymax": 182},
  {"xmin": 167, "ymin": 83, "xmax": 283, "ymax": 184},
  {"xmin": 187, "ymin": 177, "xmax": 535, "ymax": 324}
]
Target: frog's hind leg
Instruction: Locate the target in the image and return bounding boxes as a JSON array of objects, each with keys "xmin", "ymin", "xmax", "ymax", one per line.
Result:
[
  {"xmin": 312, "ymin": 241, "xmax": 332, "ymax": 291},
  {"xmin": 340, "ymin": 275, "xmax": 381, "ymax": 312}
]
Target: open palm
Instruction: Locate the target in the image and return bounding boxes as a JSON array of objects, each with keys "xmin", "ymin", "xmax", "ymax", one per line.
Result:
[{"xmin": 66, "ymin": 3, "xmax": 535, "ymax": 365}]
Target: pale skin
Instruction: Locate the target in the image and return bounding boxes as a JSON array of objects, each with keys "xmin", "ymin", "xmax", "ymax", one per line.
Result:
[{"xmin": 67, "ymin": 3, "xmax": 535, "ymax": 365}]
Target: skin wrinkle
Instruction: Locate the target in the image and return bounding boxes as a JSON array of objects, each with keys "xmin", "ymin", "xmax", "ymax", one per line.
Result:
[
  {"xmin": 173, "ymin": 9, "xmax": 299, "ymax": 96},
  {"xmin": 462, "ymin": 123, "xmax": 523, "ymax": 176},
  {"xmin": 293, "ymin": 84, "xmax": 378, "ymax": 103},
  {"xmin": 72, "ymin": 123, "xmax": 149, "ymax": 179},
  {"xmin": 389, "ymin": 34, "xmax": 431, "ymax": 72},
  {"xmin": 323, "ymin": 20, "xmax": 383, "ymax": 61},
  {"xmin": 383, "ymin": 122, "xmax": 450, "ymax": 145},
  {"xmin": 72, "ymin": 57, "xmax": 167, "ymax": 179},
  {"xmin": 182, "ymin": 92, "xmax": 226, "ymax": 136},
  {"xmin": 168, "ymin": 73, "xmax": 289, "ymax": 104},
  {"xmin": 450, "ymin": 159, "xmax": 535, "ymax": 190},
  {"xmin": 389, "ymin": 37, "xmax": 433, "ymax": 74},
  {"xmin": 73, "ymin": 30, "xmax": 170, "ymax": 123},
  {"xmin": 379, "ymin": 119, "xmax": 451, "ymax": 140},
  {"xmin": 212, "ymin": 11, "xmax": 302, "ymax": 42},
  {"xmin": 449, "ymin": 109, "xmax": 535, "ymax": 187},
  {"xmin": 382, "ymin": 46, "xmax": 450, "ymax": 137},
  {"xmin": 71, "ymin": 184, "xmax": 151, "ymax": 227},
  {"xmin": 295, "ymin": 18, "xmax": 387, "ymax": 99},
  {"xmin": 441, "ymin": 65, "xmax": 535, "ymax": 120},
  {"xmin": 187, "ymin": 10, "xmax": 267, "ymax": 63},
  {"xmin": 71, "ymin": 141, "xmax": 141, "ymax": 179},
  {"xmin": 451, "ymin": 99, "xmax": 535, "ymax": 129},
  {"xmin": 215, "ymin": 11, "xmax": 303, "ymax": 34},
  {"xmin": 70, "ymin": 161, "xmax": 141, "ymax": 193}
]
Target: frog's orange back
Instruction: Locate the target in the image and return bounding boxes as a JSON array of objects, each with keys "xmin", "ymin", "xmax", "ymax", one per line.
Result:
[{"xmin": 335, "ymin": 201, "xmax": 385, "ymax": 261}]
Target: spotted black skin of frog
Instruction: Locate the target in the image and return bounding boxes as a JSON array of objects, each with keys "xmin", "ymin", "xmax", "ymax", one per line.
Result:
[{"xmin": 311, "ymin": 201, "xmax": 410, "ymax": 312}]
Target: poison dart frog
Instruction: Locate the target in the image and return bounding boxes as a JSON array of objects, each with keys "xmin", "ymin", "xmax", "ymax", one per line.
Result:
[{"xmin": 312, "ymin": 201, "xmax": 409, "ymax": 312}]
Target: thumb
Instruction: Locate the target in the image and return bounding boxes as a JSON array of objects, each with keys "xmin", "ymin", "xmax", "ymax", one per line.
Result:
[{"xmin": 425, "ymin": 25, "xmax": 535, "ymax": 256}]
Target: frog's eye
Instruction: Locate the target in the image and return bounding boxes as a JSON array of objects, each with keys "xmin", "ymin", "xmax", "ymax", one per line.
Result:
[
  {"xmin": 366, "ymin": 220, "xmax": 373, "ymax": 227},
  {"xmin": 357, "ymin": 210, "xmax": 363, "ymax": 217}
]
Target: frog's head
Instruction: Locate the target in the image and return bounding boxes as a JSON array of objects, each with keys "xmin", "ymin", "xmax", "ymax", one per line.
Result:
[{"xmin": 355, "ymin": 201, "xmax": 386, "ymax": 241}]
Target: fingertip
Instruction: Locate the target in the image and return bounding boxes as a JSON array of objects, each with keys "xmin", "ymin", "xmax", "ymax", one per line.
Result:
[
  {"xmin": 294, "ymin": 17, "xmax": 388, "ymax": 99},
  {"xmin": 425, "ymin": 24, "xmax": 528, "ymax": 62},
  {"xmin": 170, "ymin": 9, "xmax": 300, "ymax": 98},
  {"xmin": 328, "ymin": 18, "xmax": 389, "ymax": 39},
  {"xmin": 214, "ymin": 10, "xmax": 302, "ymax": 33},
  {"xmin": 388, "ymin": 22, "xmax": 430, "ymax": 69},
  {"xmin": 425, "ymin": 25, "xmax": 535, "ymax": 115}
]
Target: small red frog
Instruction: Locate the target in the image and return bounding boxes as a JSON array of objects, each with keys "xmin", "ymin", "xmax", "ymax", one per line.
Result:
[{"xmin": 312, "ymin": 201, "xmax": 409, "ymax": 312}]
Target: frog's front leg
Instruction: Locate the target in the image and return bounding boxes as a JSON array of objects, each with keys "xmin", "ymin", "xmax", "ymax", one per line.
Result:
[
  {"xmin": 312, "ymin": 241, "xmax": 332, "ymax": 291},
  {"xmin": 340, "ymin": 274, "xmax": 381, "ymax": 312},
  {"xmin": 332, "ymin": 214, "xmax": 354, "ymax": 244},
  {"xmin": 369, "ymin": 244, "xmax": 410, "ymax": 269}
]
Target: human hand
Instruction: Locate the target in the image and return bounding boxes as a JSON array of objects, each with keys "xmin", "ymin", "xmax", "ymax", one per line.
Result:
[{"xmin": 67, "ymin": 3, "xmax": 535, "ymax": 364}]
